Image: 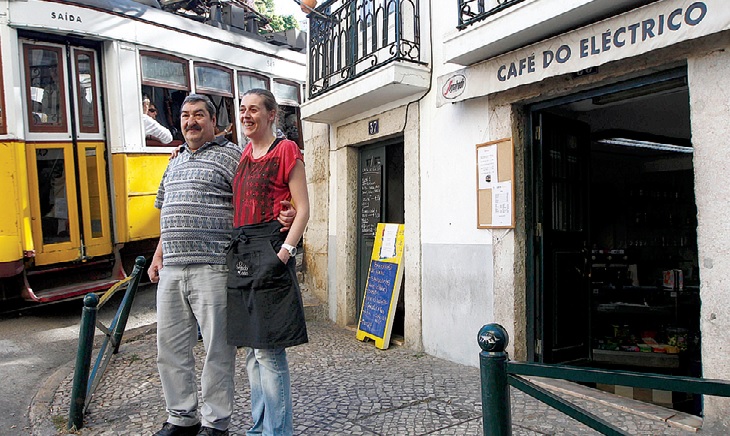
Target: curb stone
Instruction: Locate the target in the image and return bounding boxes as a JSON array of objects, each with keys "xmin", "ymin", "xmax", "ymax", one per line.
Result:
[{"xmin": 29, "ymin": 323, "xmax": 158, "ymax": 436}]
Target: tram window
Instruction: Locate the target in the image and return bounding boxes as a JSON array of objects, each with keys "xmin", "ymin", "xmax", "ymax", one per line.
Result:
[
  {"xmin": 272, "ymin": 80, "xmax": 303, "ymax": 149},
  {"xmin": 238, "ymin": 72, "xmax": 269, "ymax": 96},
  {"xmin": 195, "ymin": 64, "xmax": 233, "ymax": 96},
  {"xmin": 36, "ymin": 148, "xmax": 70, "ymax": 244},
  {"xmin": 74, "ymin": 50, "xmax": 99, "ymax": 133},
  {"xmin": 140, "ymin": 52, "xmax": 189, "ymax": 89},
  {"xmin": 141, "ymin": 85, "xmax": 187, "ymax": 146},
  {"xmin": 279, "ymin": 105, "xmax": 303, "ymax": 149},
  {"xmin": 194, "ymin": 64, "xmax": 236, "ymax": 142},
  {"xmin": 141, "ymin": 52, "xmax": 190, "ymax": 147},
  {"xmin": 84, "ymin": 147, "xmax": 103, "ymax": 237},
  {"xmin": 24, "ymin": 44, "xmax": 67, "ymax": 133},
  {"xmin": 273, "ymin": 80, "xmax": 300, "ymax": 104},
  {"xmin": 206, "ymin": 94, "xmax": 236, "ymax": 142}
]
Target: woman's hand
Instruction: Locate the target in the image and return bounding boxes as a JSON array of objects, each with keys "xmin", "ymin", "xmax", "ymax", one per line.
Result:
[
  {"xmin": 277, "ymin": 248, "xmax": 291, "ymax": 264},
  {"xmin": 169, "ymin": 145, "xmax": 183, "ymax": 160}
]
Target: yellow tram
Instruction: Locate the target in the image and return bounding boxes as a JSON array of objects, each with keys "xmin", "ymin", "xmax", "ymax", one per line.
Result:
[{"xmin": 0, "ymin": 0, "xmax": 306, "ymax": 302}]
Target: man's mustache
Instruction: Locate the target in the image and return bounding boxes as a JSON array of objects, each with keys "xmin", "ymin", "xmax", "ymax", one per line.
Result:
[{"xmin": 185, "ymin": 125, "xmax": 202, "ymax": 132}]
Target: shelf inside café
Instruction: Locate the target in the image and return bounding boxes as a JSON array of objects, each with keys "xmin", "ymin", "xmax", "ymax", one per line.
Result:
[{"xmin": 592, "ymin": 349, "xmax": 680, "ymax": 369}]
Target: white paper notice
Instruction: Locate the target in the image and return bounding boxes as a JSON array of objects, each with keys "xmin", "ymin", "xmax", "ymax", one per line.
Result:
[
  {"xmin": 492, "ymin": 181, "xmax": 512, "ymax": 227},
  {"xmin": 379, "ymin": 224, "xmax": 399, "ymax": 259},
  {"xmin": 477, "ymin": 145, "xmax": 498, "ymax": 190}
]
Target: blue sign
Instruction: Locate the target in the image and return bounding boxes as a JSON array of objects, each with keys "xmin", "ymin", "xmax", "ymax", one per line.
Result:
[{"xmin": 358, "ymin": 260, "xmax": 398, "ymax": 338}]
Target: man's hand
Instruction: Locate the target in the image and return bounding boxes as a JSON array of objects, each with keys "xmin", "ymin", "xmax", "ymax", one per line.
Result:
[
  {"xmin": 148, "ymin": 256, "xmax": 163, "ymax": 283},
  {"xmin": 278, "ymin": 200, "xmax": 297, "ymax": 232}
]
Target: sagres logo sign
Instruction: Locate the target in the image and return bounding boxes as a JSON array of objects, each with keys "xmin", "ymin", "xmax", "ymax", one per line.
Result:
[{"xmin": 442, "ymin": 74, "xmax": 466, "ymax": 100}]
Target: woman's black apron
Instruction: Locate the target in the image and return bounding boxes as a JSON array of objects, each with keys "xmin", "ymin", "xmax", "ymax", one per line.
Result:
[{"xmin": 226, "ymin": 221, "xmax": 308, "ymax": 349}]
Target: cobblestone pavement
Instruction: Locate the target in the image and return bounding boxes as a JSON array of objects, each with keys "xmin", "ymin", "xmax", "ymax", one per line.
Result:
[{"xmin": 36, "ymin": 321, "xmax": 704, "ymax": 435}]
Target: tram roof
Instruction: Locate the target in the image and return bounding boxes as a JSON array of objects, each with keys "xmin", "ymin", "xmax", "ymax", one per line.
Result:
[{"xmin": 12, "ymin": 0, "xmax": 306, "ymax": 66}]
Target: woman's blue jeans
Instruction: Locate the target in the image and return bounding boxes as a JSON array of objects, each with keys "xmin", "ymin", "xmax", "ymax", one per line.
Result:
[{"xmin": 245, "ymin": 347, "xmax": 293, "ymax": 435}]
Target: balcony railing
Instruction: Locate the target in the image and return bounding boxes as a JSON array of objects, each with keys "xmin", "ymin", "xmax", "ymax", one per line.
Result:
[
  {"xmin": 457, "ymin": 0, "xmax": 526, "ymax": 29},
  {"xmin": 308, "ymin": 0, "xmax": 422, "ymax": 99}
]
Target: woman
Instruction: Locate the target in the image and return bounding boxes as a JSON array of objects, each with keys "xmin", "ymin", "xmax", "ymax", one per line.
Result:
[{"xmin": 227, "ymin": 88, "xmax": 309, "ymax": 436}]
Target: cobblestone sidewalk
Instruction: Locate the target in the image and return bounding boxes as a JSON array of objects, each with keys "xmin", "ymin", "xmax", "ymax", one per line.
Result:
[{"xmin": 38, "ymin": 321, "xmax": 702, "ymax": 435}]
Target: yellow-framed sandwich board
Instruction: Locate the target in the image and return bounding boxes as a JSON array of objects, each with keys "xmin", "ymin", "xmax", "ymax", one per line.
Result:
[{"xmin": 356, "ymin": 223, "xmax": 405, "ymax": 350}]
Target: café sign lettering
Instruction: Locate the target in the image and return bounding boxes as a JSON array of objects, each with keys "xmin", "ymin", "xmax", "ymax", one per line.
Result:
[
  {"xmin": 497, "ymin": 2, "xmax": 707, "ymax": 83},
  {"xmin": 436, "ymin": 0, "xmax": 729, "ymax": 107}
]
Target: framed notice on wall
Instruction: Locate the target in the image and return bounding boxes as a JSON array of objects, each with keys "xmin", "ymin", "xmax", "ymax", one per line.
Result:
[
  {"xmin": 476, "ymin": 138, "xmax": 515, "ymax": 228},
  {"xmin": 356, "ymin": 223, "xmax": 405, "ymax": 350}
]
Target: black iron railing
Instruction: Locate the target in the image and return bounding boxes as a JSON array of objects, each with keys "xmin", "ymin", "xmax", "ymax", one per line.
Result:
[
  {"xmin": 457, "ymin": 0, "xmax": 526, "ymax": 29},
  {"xmin": 308, "ymin": 0, "xmax": 421, "ymax": 99},
  {"xmin": 478, "ymin": 323, "xmax": 730, "ymax": 435}
]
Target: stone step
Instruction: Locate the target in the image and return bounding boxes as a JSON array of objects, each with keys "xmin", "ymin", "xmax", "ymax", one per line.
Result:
[
  {"xmin": 300, "ymin": 282, "xmax": 326, "ymax": 322},
  {"xmin": 295, "ymin": 252, "xmax": 326, "ymax": 322}
]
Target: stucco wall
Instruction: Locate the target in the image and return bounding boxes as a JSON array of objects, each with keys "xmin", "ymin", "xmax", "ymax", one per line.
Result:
[
  {"xmin": 420, "ymin": 94, "xmax": 495, "ymax": 366},
  {"xmin": 302, "ymin": 122, "xmax": 330, "ymax": 305},
  {"xmin": 688, "ymin": 46, "xmax": 730, "ymax": 433}
]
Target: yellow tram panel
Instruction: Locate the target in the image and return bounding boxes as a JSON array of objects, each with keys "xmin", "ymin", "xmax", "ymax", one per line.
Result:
[
  {"xmin": 0, "ymin": 140, "xmax": 31, "ymax": 263},
  {"xmin": 113, "ymin": 153, "xmax": 168, "ymax": 242}
]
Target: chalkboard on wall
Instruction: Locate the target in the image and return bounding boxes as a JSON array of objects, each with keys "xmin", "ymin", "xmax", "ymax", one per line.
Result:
[
  {"xmin": 360, "ymin": 165, "xmax": 382, "ymax": 238},
  {"xmin": 356, "ymin": 223, "xmax": 405, "ymax": 350}
]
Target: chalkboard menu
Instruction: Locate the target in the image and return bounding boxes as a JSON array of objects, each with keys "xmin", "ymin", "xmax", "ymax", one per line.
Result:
[
  {"xmin": 358, "ymin": 261, "xmax": 398, "ymax": 338},
  {"xmin": 360, "ymin": 165, "xmax": 382, "ymax": 238},
  {"xmin": 356, "ymin": 223, "xmax": 405, "ymax": 350}
]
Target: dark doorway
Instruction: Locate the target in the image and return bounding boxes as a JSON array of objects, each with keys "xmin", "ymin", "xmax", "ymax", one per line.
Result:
[
  {"xmin": 533, "ymin": 113, "xmax": 591, "ymax": 364},
  {"xmin": 528, "ymin": 68, "xmax": 701, "ymax": 413},
  {"xmin": 356, "ymin": 140, "xmax": 404, "ymax": 332}
]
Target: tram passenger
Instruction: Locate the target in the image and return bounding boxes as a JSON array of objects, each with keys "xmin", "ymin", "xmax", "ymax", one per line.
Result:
[
  {"xmin": 227, "ymin": 88, "xmax": 309, "ymax": 436},
  {"xmin": 148, "ymin": 93, "xmax": 296, "ymax": 436},
  {"xmin": 143, "ymin": 95, "xmax": 173, "ymax": 144}
]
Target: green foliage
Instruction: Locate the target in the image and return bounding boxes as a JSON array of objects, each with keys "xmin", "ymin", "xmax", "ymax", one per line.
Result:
[{"xmin": 255, "ymin": 0, "xmax": 300, "ymax": 32}]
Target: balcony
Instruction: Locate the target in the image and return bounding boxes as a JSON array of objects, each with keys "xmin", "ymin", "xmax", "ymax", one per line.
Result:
[
  {"xmin": 457, "ymin": 0, "xmax": 527, "ymax": 29},
  {"xmin": 446, "ymin": 0, "xmax": 658, "ymax": 66},
  {"xmin": 302, "ymin": 0, "xmax": 429, "ymax": 124}
]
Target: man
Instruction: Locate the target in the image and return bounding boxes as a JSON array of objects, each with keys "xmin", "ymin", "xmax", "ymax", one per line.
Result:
[
  {"xmin": 149, "ymin": 94, "xmax": 294, "ymax": 436},
  {"xmin": 143, "ymin": 95, "xmax": 173, "ymax": 144}
]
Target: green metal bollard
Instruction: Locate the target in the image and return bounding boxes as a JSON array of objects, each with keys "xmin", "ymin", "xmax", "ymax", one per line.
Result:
[
  {"xmin": 68, "ymin": 292, "xmax": 99, "ymax": 430},
  {"xmin": 478, "ymin": 323, "xmax": 512, "ymax": 436}
]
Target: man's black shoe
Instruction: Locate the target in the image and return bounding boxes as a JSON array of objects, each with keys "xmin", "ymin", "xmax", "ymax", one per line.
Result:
[
  {"xmin": 153, "ymin": 422, "xmax": 202, "ymax": 436},
  {"xmin": 197, "ymin": 427, "xmax": 229, "ymax": 436}
]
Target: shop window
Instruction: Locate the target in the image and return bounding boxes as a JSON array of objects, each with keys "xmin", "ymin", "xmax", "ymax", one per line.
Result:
[
  {"xmin": 24, "ymin": 44, "xmax": 68, "ymax": 133},
  {"xmin": 140, "ymin": 52, "xmax": 190, "ymax": 147}
]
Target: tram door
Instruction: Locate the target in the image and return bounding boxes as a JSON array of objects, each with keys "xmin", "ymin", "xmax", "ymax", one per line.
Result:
[{"xmin": 21, "ymin": 41, "xmax": 111, "ymax": 266}]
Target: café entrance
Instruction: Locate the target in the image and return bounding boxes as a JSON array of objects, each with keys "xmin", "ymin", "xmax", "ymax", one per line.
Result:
[{"xmin": 528, "ymin": 67, "xmax": 700, "ymax": 412}]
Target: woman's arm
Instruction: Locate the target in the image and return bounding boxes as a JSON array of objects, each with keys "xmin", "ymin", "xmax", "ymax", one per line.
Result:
[{"xmin": 278, "ymin": 159, "xmax": 309, "ymax": 263}]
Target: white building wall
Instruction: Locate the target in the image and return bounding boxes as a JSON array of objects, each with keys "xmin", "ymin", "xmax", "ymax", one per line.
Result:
[
  {"xmin": 303, "ymin": 0, "xmax": 730, "ymax": 429},
  {"xmin": 420, "ymin": 92, "xmax": 496, "ymax": 366}
]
